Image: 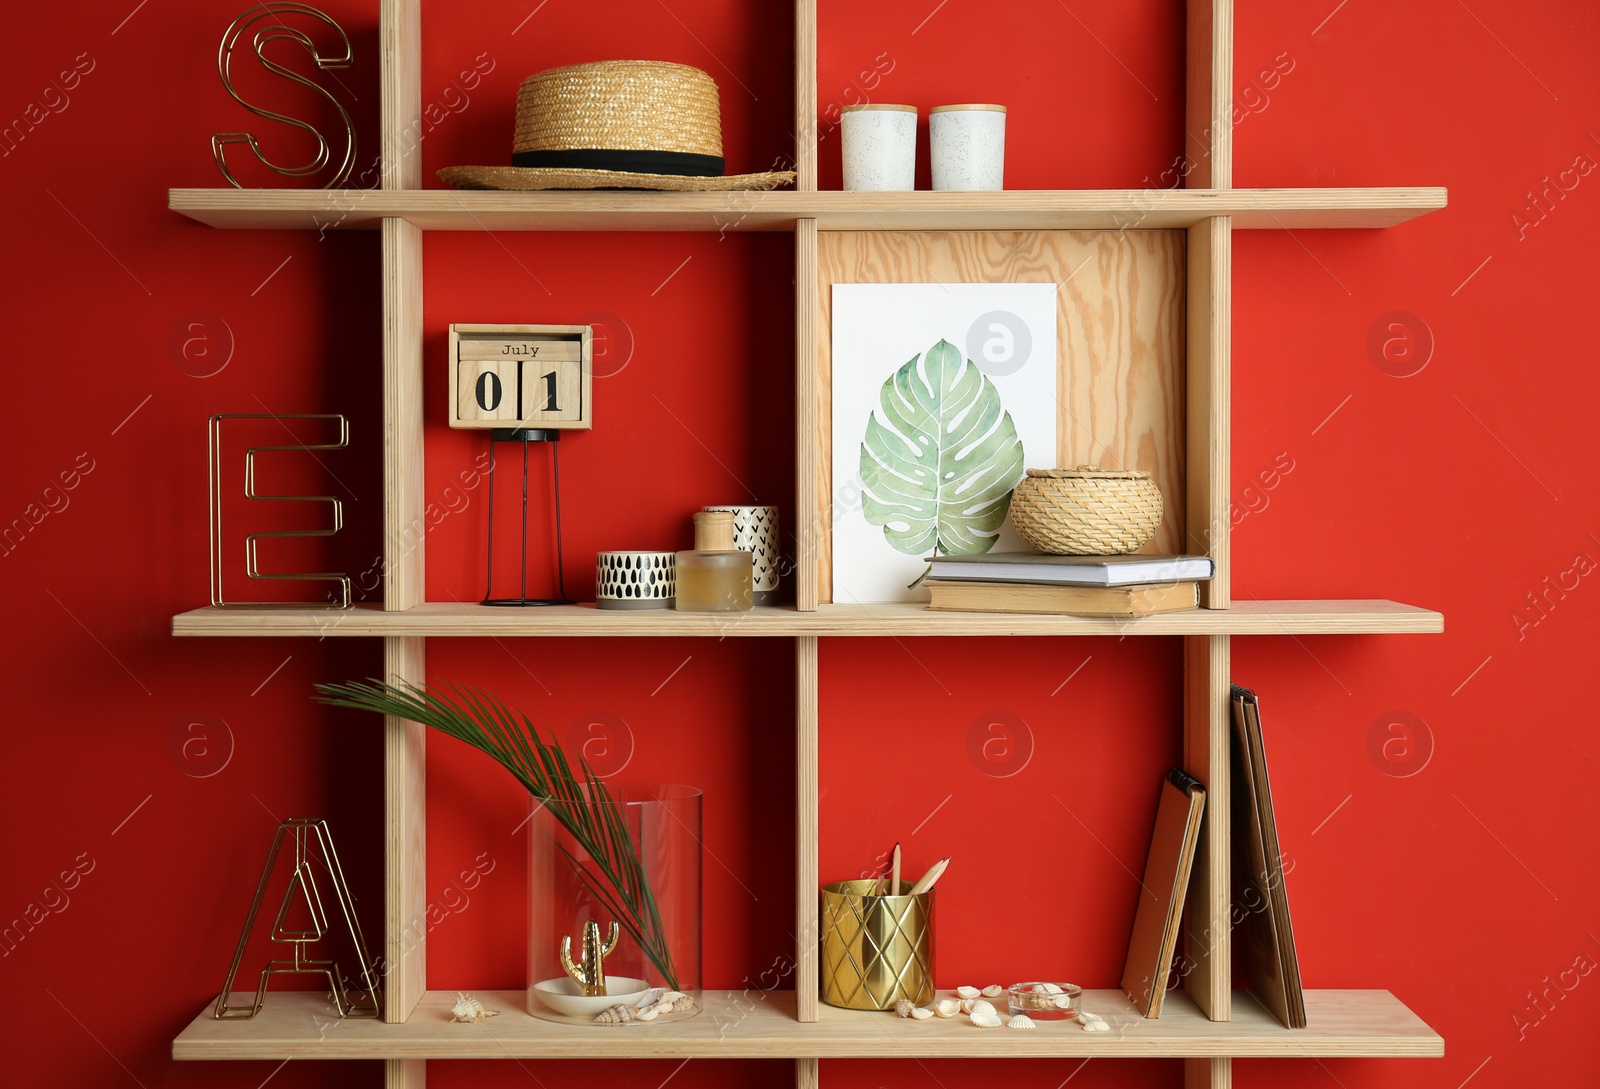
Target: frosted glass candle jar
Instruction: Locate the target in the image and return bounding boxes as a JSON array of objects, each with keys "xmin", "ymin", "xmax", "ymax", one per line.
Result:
[
  {"xmin": 702, "ymin": 505, "xmax": 779, "ymax": 605},
  {"xmin": 841, "ymin": 104, "xmax": 918, "ymax": 191},
  {"xmin": 929, "ymin": 104, "xmax": 1006, "ymax": 191}
]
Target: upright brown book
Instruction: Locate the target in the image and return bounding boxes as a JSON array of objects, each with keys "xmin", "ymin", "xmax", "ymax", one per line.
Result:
[
  {"xmin": 1121, "ymin": 768, "xmax": 1207, "ymax": 1017},
  {"xmin": 1231, "ymin": 684, "xmax": 1306, "ymax": 1028}
]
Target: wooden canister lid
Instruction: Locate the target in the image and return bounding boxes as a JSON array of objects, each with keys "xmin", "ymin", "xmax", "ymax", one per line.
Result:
[
  {"xmin": 930, "ymin": 103, "xmax": 1007, "ymax": 113},
  {"xmin": 693, "ymin": 510, "xmax": 735, "ymax": 550},
  {"xmin": 841, "ymin": 103, "xmax": 918, "ymax": 113}
]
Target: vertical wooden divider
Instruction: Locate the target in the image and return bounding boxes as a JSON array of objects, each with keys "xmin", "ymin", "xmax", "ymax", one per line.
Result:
[
  {"xmin": 796, "ymin": 9, "xmax": 820, "ymax": 1082},
  {"xmin": 795, "ymin": 219, "xmax": 820, "ymax": 612},
  {"xmin": 380, "ymin": 14, "xmax": 426, "ymax": 1089},
  {"xmin": 381, "ymin": 214, "xmax": 427, "ymax": 1045},
  {"xmin": 1182, "ymin": 632, "xmax": 1230, "ymax": 1024},
  {"xmin": 382, "ymin": 0, "xmax": 422, "ymax": 190},
  {"xmin": 794, "ymin": 0, "xmax": 818, "ymax": 190},
  {"xmin": 1183, "ymin": 11, "xmax": 1232, "ymax": 1089},
  {"xmin": 1186, "ymin": 217, "xmax": 1231, "ymax": 608},
  {"xmin": 1184, "ymin": 0, "xmax": 1233, "ymax": 189},
  {"xmin": 795, "ymin": 636, "xmax": 820, "ymax": 1021}
]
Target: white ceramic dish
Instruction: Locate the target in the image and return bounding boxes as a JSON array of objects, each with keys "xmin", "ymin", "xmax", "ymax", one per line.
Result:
[{"xmin": 531, "ymin": 976, "xmax": 652, "ymax": 1018}]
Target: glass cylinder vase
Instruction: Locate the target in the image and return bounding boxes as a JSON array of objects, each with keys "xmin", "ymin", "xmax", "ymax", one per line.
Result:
[{"xmin": 527, "ymin": 782, "xmax": 702, "ymax": 1023}]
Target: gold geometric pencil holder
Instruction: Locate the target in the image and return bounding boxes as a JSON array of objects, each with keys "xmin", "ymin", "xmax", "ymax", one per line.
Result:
[{"xmin": 820, "ymin": 879, "xmax": 934, "ymax": 1010}]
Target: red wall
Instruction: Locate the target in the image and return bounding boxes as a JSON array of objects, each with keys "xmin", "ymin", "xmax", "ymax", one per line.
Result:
[{"xmin": 2, "ymin": 1, "xmax": 1597, "ymax": 1086}]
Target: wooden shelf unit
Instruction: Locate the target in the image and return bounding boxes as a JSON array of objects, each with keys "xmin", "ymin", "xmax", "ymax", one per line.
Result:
[
  {"xmin": 170, "ymin": 600, "xmax": 1444, "ymax": 638},
  {"xmin": 167, "ymin": 186, "xmax": 1448, "ymax": 232},
  {"xmin": 168, "ymin": 1, "xmax": 1448, "ymax": 1086},
  {"xmin": 173, "ymin": 989, "xmax": 1442, "ymax": 1061}
]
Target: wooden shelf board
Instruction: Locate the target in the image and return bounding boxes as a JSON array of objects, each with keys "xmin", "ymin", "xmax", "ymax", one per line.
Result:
[
  {"xmin": 170, "ymin": 600, "xmax": 1443, "ymax": 638},
  {"xmin": 168, "ymin": 188, "xmax": 1447, "ymax": 232},
  {"xmin": 172, "ymin": 988, "xmax": 1442, "ymax": 1061}
]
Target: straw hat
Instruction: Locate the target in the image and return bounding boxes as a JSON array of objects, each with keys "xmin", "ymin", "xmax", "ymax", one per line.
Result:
[{"xmin": 439, "ymin": 60, "xmax": 796, "ymax": 192}]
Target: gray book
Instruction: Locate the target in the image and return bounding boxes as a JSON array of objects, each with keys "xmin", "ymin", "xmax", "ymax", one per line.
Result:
[{"xmin": 924, "ymin": 552, "xmax": 1214, "ymax": 586}]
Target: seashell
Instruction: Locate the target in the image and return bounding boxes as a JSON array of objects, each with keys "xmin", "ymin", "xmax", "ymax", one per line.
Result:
[
  {"xmin": 659, "ymin": 991, "xmax": 688, "ymax": 1004},
  {"xmin": 956, "ymin": 985, "xmax": 981, "ymax": 999},
  {"xmin": 1041, "ymin": 983, "xmax": 1065, "ymax": 995},
  {"xmin": 1006, "ymin": 1014, "xmax": 1036, "ymax": 1029},
  {"xmin": 895, "ymin": 998, "xmax": 916, "ymax": 1018},
  {"xmin": 665, "ymin": 994, "xmax": 695, "ymax": 1013},
  {"xmin": 959, "ymin": 998, "xmax": 976, "ymax": 1014},
  {"xmin": 981, "ymin": 985, "xmax": 1003, "ymax": 998},
  {"xmin": 970, "ymin": 1010, "xmax": 1003, "ymax": 1028},
  {"xmin": 594, "ymin": 1003, "xmax": 636, "ymax": 1024},
  {"xmin": 449, "ymin": 992, "xmax": 497, "ymax": 1023},
  {"xmin": 935, "ymin": 998, "xmax": 962, "ymax": 1018},
  {"xmin": 911, "ymin": 1006, "xmax": 935, "ymax": 1020},
  {"xmin": 634, "ymin": 1005, "xmax": 660, "ymax": 1021},
  {"xmin": 1078, "ymin": 1011, "xmax": 1109, "ymax": 1032},
  {"xmin": 968, "ymin": 999, "xmax": 997, "ymax": 1018}
]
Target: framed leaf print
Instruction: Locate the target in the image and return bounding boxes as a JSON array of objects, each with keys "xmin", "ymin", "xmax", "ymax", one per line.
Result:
[{"xmin": 831, "ymin": 283, "xmax": 1058, "ymax": 604}]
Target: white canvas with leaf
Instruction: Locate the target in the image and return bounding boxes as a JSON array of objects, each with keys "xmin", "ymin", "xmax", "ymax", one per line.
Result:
[{"xmin": 831, "ymin": 283, "xmax": 1058, "ymax": 603}]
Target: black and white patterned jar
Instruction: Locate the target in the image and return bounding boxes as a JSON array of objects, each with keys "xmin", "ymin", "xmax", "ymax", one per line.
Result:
[
  {"xmin": 702, "ymin": 505, "xmax": 780, "ymax": 606},
  {"xmin": 595, "ymin": 551, "xmax": 677, "ymax": 610}
]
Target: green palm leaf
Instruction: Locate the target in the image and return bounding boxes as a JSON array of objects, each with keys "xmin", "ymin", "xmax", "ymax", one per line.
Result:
[
  {"xmin": 313, "ymin": 679, "xmax": 679, "ymax": 990},
  {"xmin": 859, "ymin": 338, "xmax": 1025, "ymax": 558}
]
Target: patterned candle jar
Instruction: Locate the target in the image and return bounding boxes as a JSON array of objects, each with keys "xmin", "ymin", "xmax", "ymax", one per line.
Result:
[
  {"xmin": 701, "ymin": 505, "xmax": 780, "ymax": 606},
  {"xmin": 595, "ymin": 551, "xmax": 676, "ymax": 610}
]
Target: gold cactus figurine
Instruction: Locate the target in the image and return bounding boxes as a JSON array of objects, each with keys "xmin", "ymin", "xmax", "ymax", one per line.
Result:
[{"xmin": 560, "ymin": 920, "xmax": 620, "ymax": 996}]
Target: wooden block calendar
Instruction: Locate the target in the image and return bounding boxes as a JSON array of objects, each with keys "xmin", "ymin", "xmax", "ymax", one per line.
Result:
[{"xmin": 447, "ymin": 324, "xmax": 593, "ymax": 430}]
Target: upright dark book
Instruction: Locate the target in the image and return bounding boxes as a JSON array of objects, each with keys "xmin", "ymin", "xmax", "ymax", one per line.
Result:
[
  {"xmin": 1231, "ymin": 684, "xmax": 1306, "ymax": 1028},
  {"xmin": 1121, "ymin": 767, "xmax": 1207, "ymax": 1017}
]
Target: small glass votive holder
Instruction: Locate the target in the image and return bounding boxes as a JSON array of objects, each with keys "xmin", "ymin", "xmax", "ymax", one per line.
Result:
[{"xmin": 1007, "ymin": 981, "xmax": 1082, "ymax": 1020}]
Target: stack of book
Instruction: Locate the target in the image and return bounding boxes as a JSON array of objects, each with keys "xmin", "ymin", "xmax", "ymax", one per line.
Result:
[{"xmin": 922, "ymin": 553, "xmax": 1214, "ymax": 616}]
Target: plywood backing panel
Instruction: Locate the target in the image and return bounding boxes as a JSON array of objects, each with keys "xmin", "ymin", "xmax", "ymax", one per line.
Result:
[{"xmin": 815, "ymin": 230, "xmax": 1186, "ymax": 603}]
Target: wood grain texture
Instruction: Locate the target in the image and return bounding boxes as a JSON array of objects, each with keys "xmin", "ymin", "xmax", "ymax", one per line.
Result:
[
  {"xmin": 384, "ymin": 636, "xmax": 427, "ymax": 1024},
  {"xmin": 1187, "ymin": 1057, "xmax": 1231, "ymax": 1089},
  {"xmin": 172, "ymin": 988, "xmax": 1443, "ymax": 1060},
  {"xmin": 1183, "ymin": 634, "xmax": 1230, "ymax": 1022},
  {"xmin": 796, "ymin": 637, "xmax": 819, "ymax": 1021},
  {"xmin": 167, "ymin": 188, "xmax": 1450, "ymax": 232},
  {"xmin": 1186, "ymin": 0, "xmax": 1233, "ymax": 188},
  {"xmin": 380, "ymin": 0, "xmax": 422, "ymax": 190},
  {"xmin": 171, "ymin": 599, "xmax": 1446, "ymax": 638},
  {"xmin": 816, "ymin": 230, "xmax": 1186, "ymax": 601},
  {"xmin": 795, "ymin": 220, "xmax": 821, "ymax": 611},
  {"xmin": 385, "ymin": 1059, "xmax": 425, "ymax": 1089},
  {"xmin": 384, "ymin": 218, "xmax": 426, "ymax": 609},
  {"xmin": 1186, "ymin": 217, "xmax": 1231, "ymax": 607},
  {"xmin": 796, "ymin": 1057, "xmax": 819, "ymax": 1089},
  {"xmin": 794, "ymin": 0, "xmax": 817, "ymax": 190}
]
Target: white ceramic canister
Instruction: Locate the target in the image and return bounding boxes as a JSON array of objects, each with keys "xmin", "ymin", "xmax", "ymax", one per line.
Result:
[
  {"xmin": 841, "ymin": 104, "xmax": 918, "ymax": 191},
  {"xmin": 929, "ymin": 104, "xmax": 1006, "ymax": 191}
]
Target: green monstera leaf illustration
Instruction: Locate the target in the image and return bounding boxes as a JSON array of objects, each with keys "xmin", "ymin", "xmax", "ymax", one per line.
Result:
[{"xmin": 859, "ymin": 339, "xmax": 1025, "ymax": 559}]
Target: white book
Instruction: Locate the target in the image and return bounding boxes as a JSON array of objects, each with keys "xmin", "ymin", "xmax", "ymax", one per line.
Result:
[{"xmin": 924, "ymin": 552, "xmax": 1214, "ymax": 586}]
